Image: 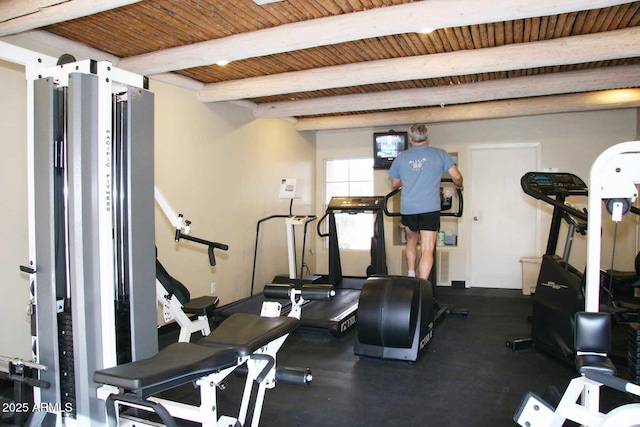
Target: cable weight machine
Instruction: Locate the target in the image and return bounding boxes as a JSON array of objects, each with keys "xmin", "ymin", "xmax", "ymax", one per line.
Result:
[{"xmin": 3, "ymin": 48, "xmax": 158, "ymax": 426}]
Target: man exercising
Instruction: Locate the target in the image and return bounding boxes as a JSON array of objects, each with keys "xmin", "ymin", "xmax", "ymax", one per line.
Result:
[{"xmin": 389, "ymin": 123, "xmax": 463, "ymax": 280}]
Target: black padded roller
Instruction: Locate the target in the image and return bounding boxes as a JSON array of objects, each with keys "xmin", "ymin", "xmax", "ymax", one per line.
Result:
[
  {"xmin": 301, "ymin": 284, "xmax": 335, "ymax": 301},
  {"xmin": 263, "ymin": 283, "xmax": 293, "ymax": 299},
  {"xmin": 234, "ymin": 365, "xmax": 312, "ymax": 386},
  {"xmin": 275, "ymin": 366, "xmax": 313, "ymax": 385}
]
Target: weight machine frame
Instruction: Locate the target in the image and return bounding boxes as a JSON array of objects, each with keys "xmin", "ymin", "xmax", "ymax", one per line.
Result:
[{"xmin": 1, "ymin": 41, "xmax": 157, "ymax": 426}]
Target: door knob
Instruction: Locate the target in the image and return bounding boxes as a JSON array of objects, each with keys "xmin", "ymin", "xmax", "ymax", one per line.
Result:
[{"xmin": 473, "ymin": 216, "xmax": 478, "ymax": 221}]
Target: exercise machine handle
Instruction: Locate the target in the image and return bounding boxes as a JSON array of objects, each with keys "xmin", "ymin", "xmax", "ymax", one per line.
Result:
[
  {"xmin": 155, "ymin": 186, "xmax": 228, "ymax": 266},
  {"xmin": 527, "ymin": 190, "xmax": 588, "ymax": 222},
  {"xmin": 1, "ymin": 372, "xmax": 51, "ymax": 389},
  {"xmin": 316, "ymin": 212, "xmax": 330, "ymax": 238},
  {"xmin": 441, "ymin": 177, "xmax": 464, "ymax": 218},
  {"xmin": 383, "ymin": 178, "xmax": 464, "ymax": 218},
  {"xmin": 175, "ymin": 232, "xmax": 229, "ymax": 267},
  {"xmin": 383, "ymin": 188, "xmax": 402, "ymax": 217},
  {"xmin": 562, "ymin": 210, "xmax": 588, "ymax": 234},
  {"xmin": 584, "ymin": 370, "xmax": 640, "ymax": 396}
]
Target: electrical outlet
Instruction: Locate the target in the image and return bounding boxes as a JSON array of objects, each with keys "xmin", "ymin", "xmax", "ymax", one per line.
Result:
[{"xmin": 210, "ymin": 282, "xmax": 216, "ymax": 294}]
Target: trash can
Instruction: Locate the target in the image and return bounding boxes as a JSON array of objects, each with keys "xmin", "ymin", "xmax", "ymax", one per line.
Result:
[{"xmin": 520, "ymin": 257, "xmax": 542, "ymax": 295}]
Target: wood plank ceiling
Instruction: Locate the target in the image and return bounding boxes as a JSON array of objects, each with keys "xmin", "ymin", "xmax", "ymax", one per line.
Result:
[{"xmin": 2, "ymin": 0, "xmax": 640, "ymax": 130}]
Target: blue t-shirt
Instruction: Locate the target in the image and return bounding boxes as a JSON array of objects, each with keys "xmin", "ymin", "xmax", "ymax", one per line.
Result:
[{"xmin": 388, "ymin": 145, "xmax": 456, "ymax": 214}]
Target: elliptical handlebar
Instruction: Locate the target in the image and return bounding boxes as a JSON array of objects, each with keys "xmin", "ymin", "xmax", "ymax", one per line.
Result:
[
  {"xmin": 383, "ymin": 178, "xmax": 464, "ymax": 218},
  {"xmin": 562, "ymin": 209, "xmax": 588, "ymax": 234}
]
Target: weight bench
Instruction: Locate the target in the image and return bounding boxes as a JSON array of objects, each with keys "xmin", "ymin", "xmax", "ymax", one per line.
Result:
[
  {"xmin": 156, "ymin": 259, "xmax": 220, "ymax": 342},
  {"xmin": 514, "ymin": 312, "xmax": 640, "ymax": 427},
  {"xmin": 95, "ymin": 284, "xmax": 331, "ymax": 427}
]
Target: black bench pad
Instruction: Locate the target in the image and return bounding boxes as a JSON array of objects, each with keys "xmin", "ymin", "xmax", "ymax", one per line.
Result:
[
  {"xmin": 93, "ymin": 343, "xmax": 236, "ymax": 394},
  {"xmin": 201, "ymin": 313, "xmax": 298, "ymax": 357},
  {"xmin": 183, "ymin": 295, "xmax": 220, "ymax": 316},
  {"xmin": 575, "ymin": 354, "xmax": 617, "ymax": 376}
]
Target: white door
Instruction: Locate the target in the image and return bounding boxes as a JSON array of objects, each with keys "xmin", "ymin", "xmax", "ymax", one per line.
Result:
[{"xmin": 468, "ymin": 144, "xmax": 539, "ymax": 289}]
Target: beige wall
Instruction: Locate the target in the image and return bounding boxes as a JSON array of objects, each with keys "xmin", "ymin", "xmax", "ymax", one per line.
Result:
[
  {"xmin": 315, "ymin": 110, "xmax": 638, "ymax": 284},
  {"xmin": 0, "ymin": 59, "xmax": 32, "ymax": 359},
  {"xmin": 0, "ymin": 56, "xmax": 315, "ymax": 356},
  {"xmin": 151, "ymin": 79, "xmax": 316, "ymax": 306}
]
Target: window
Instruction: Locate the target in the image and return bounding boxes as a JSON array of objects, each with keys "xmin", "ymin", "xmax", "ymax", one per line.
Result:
[{"xmin": 324, "ymin": 158, "xmax": 374, "ymax": 250}]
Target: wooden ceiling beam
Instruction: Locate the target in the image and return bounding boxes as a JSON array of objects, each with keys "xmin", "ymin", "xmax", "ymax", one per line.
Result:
[
  {"xmin": 116, "ymin": 0, "xmax": 632, "ymax": 75},
  {"xmin": 13, "ymin": 30, "xmax": 205, "ymax": 91},
  {"xmin": 198, "ymin": 28, "xmax": 640, "ymax": 102},
  {"xmin": 0, "ymin": 0, "xmax": 142, "ymax": 36},
  {"xmin": 253, "ymin": 65, "xmax": 640, "ymax": 117},
  {"xmin": 293, "ymin": 89, "xmax": 640, "ymax": 131}
]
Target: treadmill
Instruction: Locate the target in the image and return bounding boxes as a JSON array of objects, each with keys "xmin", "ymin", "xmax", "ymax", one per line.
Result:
[
  {"xmin": 293, "ymin": 196, "xmax": 388, "ymax": 336},
  {"xmin": 213, "ymin": 197, "xmax": 387, "ymax": 337},
  {"xmin": 212, "ymin": 214, "xmax": 320, "ymax": 322}
]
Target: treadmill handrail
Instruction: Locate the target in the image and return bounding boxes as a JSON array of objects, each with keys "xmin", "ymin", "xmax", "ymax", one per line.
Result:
[
  {"xmin": 383, "ymin": 178, "xmax": 464, "ymax": 218},
  {"xmin": 383, "ymin": 188, "xmax": 401, "ymax": 217},
  {"xmin": 316, "ymin": 212, "xmax": 330, "ymax": 238},
  {"xmin": 251, "ymin": 214, "xmax": 317, "ymax": 296}
]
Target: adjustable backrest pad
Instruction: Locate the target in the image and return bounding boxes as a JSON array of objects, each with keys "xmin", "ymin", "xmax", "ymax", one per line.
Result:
[
  {"xmin": 575, "ymin": 311, "xmax": 611, "ymax": 353},
  {"xmin": 157, "ymin": 259, "xmax": 191, "ymax": 305}
]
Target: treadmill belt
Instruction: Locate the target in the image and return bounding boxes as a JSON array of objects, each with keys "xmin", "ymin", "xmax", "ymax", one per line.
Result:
[
  {"xmin": 300, "ymin": 289, "xmax": 360, "ymax": 336},
  {"xmin": 212, "ymin": 282, "xmax": 363, "ymax": 336},
  {"xmin": 338, "ymin": 276, "xmax": 367, "ymax": 290},
  {"xmin": 213, "ymin": 293, "xmax": 291, "ymax": 320}
]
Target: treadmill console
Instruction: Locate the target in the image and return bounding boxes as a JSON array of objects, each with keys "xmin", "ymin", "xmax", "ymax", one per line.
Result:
[
  {"xmin": 521, "ymin": 172, "xmax": 588, "ymax": 196},
  {"xmin": 327, "ymin": 196, "xmax": 384, "ymax": 212}
]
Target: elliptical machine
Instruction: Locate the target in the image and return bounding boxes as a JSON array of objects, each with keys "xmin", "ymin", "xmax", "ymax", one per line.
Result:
[
  {"xmin": 506, "ymin": 172, "xmax": 589, "ymax": 363},
  {"xmin": 507, "ymin": 171, "xmax": 640, "ymax": 363},
  {"xmin": 514, "ymin": 141, "xmax": 640, "ymax": 427},
  {"xmin": 354, "ymin": 178, "xmax": 467, "ymax": 362}
]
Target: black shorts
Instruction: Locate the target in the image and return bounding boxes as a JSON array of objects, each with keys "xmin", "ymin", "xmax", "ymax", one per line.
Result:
[{"xmin": 401, "ymin": 212, "xmax": 440, "ymax": 232}]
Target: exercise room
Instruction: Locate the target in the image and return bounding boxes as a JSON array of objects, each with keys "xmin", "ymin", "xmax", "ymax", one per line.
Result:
[{"xmin": 1, "ymin": 1, "xmax": 640, "ymax": 426}]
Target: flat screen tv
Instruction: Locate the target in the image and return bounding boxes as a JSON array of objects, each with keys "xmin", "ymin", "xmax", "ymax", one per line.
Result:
[{"xmin": 373, "ymin": 131, "xmax": 408, "ymax": 170}]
